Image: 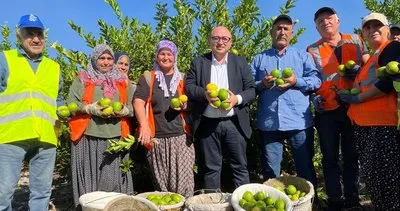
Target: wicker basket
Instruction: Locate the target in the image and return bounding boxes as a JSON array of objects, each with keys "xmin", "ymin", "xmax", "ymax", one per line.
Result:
[
  {"xmin": 185, "ymin": 192, "xmax": 233, "ymax": 211},
  {"xmin": 263, "ymin": 176, "xmax": 314, "ymax": 211},
  {"xmin": 136, "ymin": 191, "xmax": 185, "ymax": 211},
  {"xmin": 104, "ymin": 195, "xmax": 160, "ymax": 211},
  {"xmin": 79, "ymin": 191, "xmax": 128, "ymax": 211},
  {"xmin": 231, "ymin": 183, "xmax": 293, "ymax": 211}
]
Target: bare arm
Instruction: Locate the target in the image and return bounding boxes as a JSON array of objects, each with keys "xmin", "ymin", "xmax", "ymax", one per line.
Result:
[{"xmin": 133, "ymin": 98, "xmax": 152, "ymax": 145}]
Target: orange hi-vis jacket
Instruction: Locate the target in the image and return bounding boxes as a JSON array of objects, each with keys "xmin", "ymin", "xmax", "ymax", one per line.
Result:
[
  {"xmin": 69, "ymin": 72, "xmax": 131, "ymax": 142},
  {"xmin": 348, "ymin": 41, "xmax": 397, "ymax": 126},
  {"xmin": 142, "ymin": 71, "xmax": 192, "ymax": 137},
  {"xmin": 307, "ymin": 34, "xmax": 366, "ymax": 111}
]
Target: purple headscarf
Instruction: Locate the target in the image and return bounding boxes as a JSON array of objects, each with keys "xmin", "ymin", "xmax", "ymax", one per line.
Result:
[
  {"xmin": 85, "ymin": 44, "xmax": 125, "ymax": 98},
  {"xmin": 153, "ymin": 40, "xmax": 183, "ymax": 98}
]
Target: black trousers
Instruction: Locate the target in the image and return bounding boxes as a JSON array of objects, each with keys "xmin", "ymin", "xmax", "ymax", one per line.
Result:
[{"xmin": 196, "ymin": 116, "xmax": 250, "ymax": 190}]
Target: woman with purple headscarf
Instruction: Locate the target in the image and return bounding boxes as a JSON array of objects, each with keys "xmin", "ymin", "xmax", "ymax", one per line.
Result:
[
  {"xmin": 67, "ymin": 44, "xmax": 135, "ymax": 207},
  {"xmin": 133, "ymin": 40, "xmax": 194, "ymax": 197}
]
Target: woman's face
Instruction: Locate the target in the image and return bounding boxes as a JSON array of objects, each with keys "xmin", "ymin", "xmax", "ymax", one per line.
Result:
[
  {"xmin": 96, "ymin": 52, "xmax": 114, "ymax": 73},
  {"xmin": 156, "ymin": 48, "xmax": 175, "ymax": 72},
  {"xmin": 362, "ymin": 20, "xmax": 389, "ymax": 49},
  {"xmin": 117, "ymin": 55, "xmax": 130, "ymax": 73}
]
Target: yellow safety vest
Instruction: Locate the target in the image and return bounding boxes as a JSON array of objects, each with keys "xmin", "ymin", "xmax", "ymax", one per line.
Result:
[{"xmin": 0, "ymin": 49, "xmax": 60, "ymax": 146}]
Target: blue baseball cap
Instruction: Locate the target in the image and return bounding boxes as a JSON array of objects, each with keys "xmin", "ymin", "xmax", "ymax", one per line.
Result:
[{"xmin": 18, "ymin": 14, "xmax": 44, "ymax": 30}]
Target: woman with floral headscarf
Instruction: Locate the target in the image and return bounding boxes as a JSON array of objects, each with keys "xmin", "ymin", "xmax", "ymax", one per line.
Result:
[
  {"xmin": 67, "ymin": 44, "xmax": 134, "ymax": 207},
  {"xmin": 133, "ymin": 40, "xmax": 194, "ymax": 197}
]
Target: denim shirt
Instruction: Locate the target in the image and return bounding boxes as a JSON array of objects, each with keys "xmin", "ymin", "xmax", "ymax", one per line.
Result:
[
  {"xmin": 251, "ymin": 47, "xmax": 321, "ymax": 131},
  {"xmin": 0, "ymin": 46, "xmax": 65, "ymax": 106}
]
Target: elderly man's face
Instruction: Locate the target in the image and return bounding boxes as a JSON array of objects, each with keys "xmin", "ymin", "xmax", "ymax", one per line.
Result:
[
  {"xmin": 271, "ymin": 19, "xmax": 293, "ymax": 50},
  {"xmin": 19, "ymin": 27, "xmax": 45, "ymax": 59},
  {"xmin": 390, "ymin": 27, "xmax": 400, "ymax": 41},
  {"xmin": 315, "ymin": 12, "xmax": 340, "ymax": 37}
]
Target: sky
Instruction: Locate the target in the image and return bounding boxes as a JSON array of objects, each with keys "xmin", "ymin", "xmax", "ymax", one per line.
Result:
[{"xmin": 0, "ymin": 0, "xmax": 371, "ymax": 57}]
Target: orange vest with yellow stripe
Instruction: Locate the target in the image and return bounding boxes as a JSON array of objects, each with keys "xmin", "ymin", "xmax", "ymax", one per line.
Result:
[
  {"xmin": 308, "ymin": 34, "xmax": 365, "ymax": 111},
  {"xmin": 69, "ymin": 72, "xmax": 131, "ymax": 142},
  {"xmin": 142, "ymin": 71, "xmax": 192, "ymax": 137},
  {"xmin": 347, "ymin": 41, "xmax": 397, "ymax": 126}
]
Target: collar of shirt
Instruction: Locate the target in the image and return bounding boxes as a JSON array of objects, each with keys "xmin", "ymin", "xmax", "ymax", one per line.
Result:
[
  {"xmin": 211, "ymin": 53, "xmax": 228, "ymax": 65},
  {"xmin": 18, "ymin": 46, "xmax": 43, "ymax": 62},
  {"xmin": 272, "ymin": 46, "xmax": 289, "ymax": 57}
]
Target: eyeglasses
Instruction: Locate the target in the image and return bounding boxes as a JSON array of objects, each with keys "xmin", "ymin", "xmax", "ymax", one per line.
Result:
[{"xmin": 210, "ymin": 36, "xmax": 232, "ymax": 43}]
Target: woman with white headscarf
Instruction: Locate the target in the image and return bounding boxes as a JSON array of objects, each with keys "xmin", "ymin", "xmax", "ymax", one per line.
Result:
[
  {"xmin": 133, "ymin": 40, "xmax": 194, "ymax": 197},
  {"xmin": 67, "ymin": 44, "xmax": 134, "ymax": 207},
  {"xmin": 338, "ymin": 13, "xmax": 400, "ymax": 210}
]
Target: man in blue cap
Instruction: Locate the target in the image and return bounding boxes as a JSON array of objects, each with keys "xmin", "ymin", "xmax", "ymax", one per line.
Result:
[
  {"xmin": 0, "ymin": 14, "xmax": 64, "ymax": 210},
  {"xmin": 251, "ymin": 14, "xmax": 320, "ymax": 191}
]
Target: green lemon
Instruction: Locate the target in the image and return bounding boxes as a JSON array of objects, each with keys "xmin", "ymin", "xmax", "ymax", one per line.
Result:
[
  {"xmin": 265, "ymin": 196, "xmax": 275, "ymax": 206},
  {"xmin": 338, "ymin": 89, "xmax": 350, "ymax": 94},
  {"xmin": 286, "ymin": 184, "xmax": 297, "ymax": 195},
  {"xmin": 345, "ymin": 60, "xmax": 356, "ymax": 70},
  {"xmin": 220, "ymin": 101, "xmax": 231, "ymax": 110},
  {"xmin": 350, "ymin": 88, "xmax": 361, "ymax": 95},
  {"xmin": 270, "ymin": 69, "xmax": 281, "ymax": 78},
  {"xmin": 386, "ymin": 61, "xmax": 400, "ymax": 75},
  {"xmin": 282, "ymin": 67, "xmax": 293, "ymax": 78},
  {"xmin": 338, "ymin": 64, "xmax": 346, "ymax": 72},
  {"xmin": 57, "ymin": 108, "xmax": 71, "ymax": 118},
  {"xmin": 254, "ymin": 191, "xmax": 266, "ymax": 201},
  {"xmin": 98, "ymin": 97, "xmax": 112, "ymax": 107},
  {"xmin": 67, "ymin": 102, "xmax": 79, "ymax": 113},
  {"xmin": 242, "ymin": 191, "xmax": 254, "ymax": 202},
  {"xmin": 274, "ymin": 199, "xmax": 285, "ymax": 209},
  {"xmin": 212, "ymin": 99, "xmax": 221, "ymax": 108},
  {"xmin": 218, "ymin": 89, "xmax": 229, "ymax": 101},
  {"xmin": 275, "ymin": 78, "xmax": 285, "ymax": 86},
  {"xmin": 170, "ymin": 98, "xmax": 181, "ymax": 108},
  {"xmin": 112, "ymin": 101, "xmax": 123, "ymax": 112},
  {"xmin": 171, "ymin": 194, "xmax": 181, "ymax": 203},
  {"xmin": 239, "ymin": 199, "xmax": 247, "ymax": 207}
]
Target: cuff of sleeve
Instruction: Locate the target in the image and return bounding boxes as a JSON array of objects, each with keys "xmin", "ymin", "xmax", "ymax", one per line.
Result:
[
  {"xmin": 236, "ymin": 95, "xmax": 243, "ymax": 105},
  {"xmin": 255, "ymin": 81, "xmax": 265, "ymax": 92},
  {"xmin": 294, "ymin": 78, "xmax": 306, "ymax": 89}
]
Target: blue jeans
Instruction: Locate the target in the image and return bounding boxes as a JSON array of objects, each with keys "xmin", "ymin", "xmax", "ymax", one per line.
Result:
[
  {"xmin": 316, "ymin": 107, "xmax": 359, "ymax": 205},
  {"xmin": 0, "ymin": 140, "xmax": 56, "ymax": 211},
  {"xmin": 259, "ymin": 127, "xmax": 317, "ymax": 188}
]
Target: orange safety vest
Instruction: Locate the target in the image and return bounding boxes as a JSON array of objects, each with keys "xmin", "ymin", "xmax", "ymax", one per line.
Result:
[
  {"xmin": 347, "ymin": 41, "xmax": 397, "ymax": 126},
  {"xmin": 141, "ymin": 71, "xmax": 192, "ymax": 137},
  {"xmin": 69, "ymin": 72, "xmax": 131, "ymax": 142},
  {"xmin": 308, "ymin": 34, "xmax": 365, "ymax": 111}
]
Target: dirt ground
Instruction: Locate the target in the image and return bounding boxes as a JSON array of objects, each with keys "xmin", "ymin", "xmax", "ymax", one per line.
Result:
[{"xmin": 12, "ymin": 170, "xmax": 74, "ymax": 211}]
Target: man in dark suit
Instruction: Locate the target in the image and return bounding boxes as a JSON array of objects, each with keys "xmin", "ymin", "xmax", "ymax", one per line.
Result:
[{"xmin": 185, "ymin": 26, "xmax": 256, "ymax": 189}]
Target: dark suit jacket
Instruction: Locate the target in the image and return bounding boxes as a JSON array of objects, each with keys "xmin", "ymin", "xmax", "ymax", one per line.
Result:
[{"xmin": 185, "ymin": 52, "xmax": 256, "ymax": 139}]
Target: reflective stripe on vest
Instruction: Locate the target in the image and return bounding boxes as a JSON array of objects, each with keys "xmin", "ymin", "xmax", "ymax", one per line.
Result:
[
  {"xmin": 69, "ymin": 71, "xmax": 131, "ymax": 142},
  {"xmin": 308, "ymin": 34, "xmax": 365, "ymax": 111},
  {"xmin": 141, "ymin": 71, "xmax": 192, "ymax": 137},
  {"xmin": 0, "ymin": 49, "xmax": 60, "ymax": 145},
  {"xmin": 347, "ymin": 41, "xmax": 397, "ymax": 126}
]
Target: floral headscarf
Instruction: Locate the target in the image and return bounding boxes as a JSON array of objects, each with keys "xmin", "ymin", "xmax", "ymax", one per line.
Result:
[
  {"xmin": 153, "ymin": 40, "xmax": 183, "ymax": 98},
  {"xmin": 85, "ymin": 44, "xmax": 125, "ymax": 98}
]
